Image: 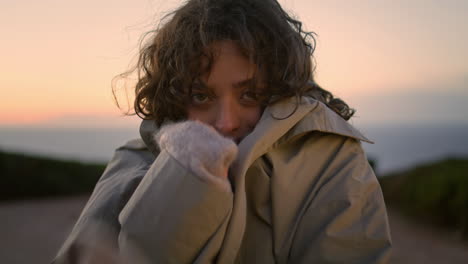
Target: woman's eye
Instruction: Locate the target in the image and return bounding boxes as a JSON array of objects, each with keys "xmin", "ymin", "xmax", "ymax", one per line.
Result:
[
  {"xmin": 241, "ymin": 91, "xmax": 260, "ymax": 103},
  {"xmin": 191, "ymin": 93, "xmax": 210, "ymax": 104}
]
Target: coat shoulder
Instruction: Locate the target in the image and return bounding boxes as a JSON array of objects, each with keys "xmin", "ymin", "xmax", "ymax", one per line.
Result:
[
  {"xmin": 286, "ymin": 99, "xmax": 373, "ymax": 144},
  {"xmin": 114, "ymin": 138, "xmax": 157, "ymax": 164},
  {"xmin": 117, "ymin": 138, "xmax": 149, "ymax": 150},
  {"xmin": 99, "ymin": 139, "xmax": 155, "ymax": 182}
]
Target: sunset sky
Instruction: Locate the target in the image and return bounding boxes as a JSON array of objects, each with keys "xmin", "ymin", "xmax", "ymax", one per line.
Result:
[{"xmin": 1, "ymin": 0, "xmax": 467, "ymax": 127}]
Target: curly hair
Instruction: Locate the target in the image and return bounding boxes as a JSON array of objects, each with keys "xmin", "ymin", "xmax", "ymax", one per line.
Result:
[{"xmin": 115, "ymin": 0, "xmax": 354, "ymax": 125}]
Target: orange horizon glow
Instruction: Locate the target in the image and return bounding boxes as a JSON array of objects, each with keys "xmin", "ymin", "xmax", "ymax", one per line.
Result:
[{"xmin": 2, "ymin": 0, "xmax": 467, "ymax": 126}]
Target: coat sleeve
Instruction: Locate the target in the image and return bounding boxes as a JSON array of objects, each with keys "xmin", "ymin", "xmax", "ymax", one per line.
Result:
[
  {"xmin": 288, "ymin": 137, "xmax": 392, "ymax": 264},
  {"xmin": 118, "ymin": 149, "xmax": 233, "ymax": 263},
  {"xmin": 52, "ymin": 142, "xmax": 150, "ymax": 263},
  {"xmin": 52, "ymin": 142, "xmax": 233, "ymax": 264}
]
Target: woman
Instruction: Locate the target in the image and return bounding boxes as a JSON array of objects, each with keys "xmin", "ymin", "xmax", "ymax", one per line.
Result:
[{"xmin": 54, "ymin": 0, "xmax": 392, "ymax": 263}]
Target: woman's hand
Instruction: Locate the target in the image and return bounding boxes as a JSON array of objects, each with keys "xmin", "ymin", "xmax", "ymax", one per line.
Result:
[{"xmin": 155, "ymin": 120, "xmax": 238, "ymax": 191}]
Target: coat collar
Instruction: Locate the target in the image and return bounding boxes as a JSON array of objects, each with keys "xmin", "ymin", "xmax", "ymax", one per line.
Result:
[
  {"xmin": 278, "ymin": 97, "xmax": 372, "ymax": 144},
  {"xmin": 235, "ymin": 96, "xmax": 372, "ymax": 169},
  {"xmin": 139, "ymin": 118, "xmax": 160, "ymax": 156}
]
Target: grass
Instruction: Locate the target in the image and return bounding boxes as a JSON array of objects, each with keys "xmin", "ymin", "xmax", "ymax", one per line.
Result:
[
  {"xmin": 379, "ymin": 157, "xmax": 468, "ymax": 239},
  {"xmin": 0, "ymin": 150, "xmax": 105, "ymax": 201}
]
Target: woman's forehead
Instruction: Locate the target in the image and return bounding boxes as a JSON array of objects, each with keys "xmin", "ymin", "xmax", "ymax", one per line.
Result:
[{"xmin": 197, "ymin": 40, "xmax": 265, "ymax": 84}]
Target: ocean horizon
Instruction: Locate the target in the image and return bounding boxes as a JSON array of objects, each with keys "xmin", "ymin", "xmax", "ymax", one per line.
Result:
[{"xmin": 1, "ymin": 122, "xmax": 467, "ymax": 176}]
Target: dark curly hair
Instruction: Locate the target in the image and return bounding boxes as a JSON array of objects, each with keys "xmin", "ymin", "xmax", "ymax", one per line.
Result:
[{"xmin": 114, "ymin": 0, "xmax": 355, "ymax": 125}]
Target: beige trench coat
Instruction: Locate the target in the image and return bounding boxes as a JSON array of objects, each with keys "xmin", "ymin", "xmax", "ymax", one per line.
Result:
[{"xmin": 53, "ymin": 97, "xmax": 392, "ymax": 263}]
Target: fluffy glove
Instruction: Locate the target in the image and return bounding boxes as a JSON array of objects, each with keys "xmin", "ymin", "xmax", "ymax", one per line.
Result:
[{"xmin": 154, "ymin": 120, "xmax": 238, "ymax": 192}]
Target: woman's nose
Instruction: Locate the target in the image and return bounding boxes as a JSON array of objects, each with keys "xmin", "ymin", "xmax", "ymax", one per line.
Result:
[{"xmin": 214, "ymin": 100, "xmax": 240, "ymax": 137}]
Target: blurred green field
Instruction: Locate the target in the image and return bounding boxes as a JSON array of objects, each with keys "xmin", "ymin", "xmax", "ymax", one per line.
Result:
[
  {"xmin": 0, "ymin": 150, "xmax": 105, "ymax": 200},
  {"xmin": 2, "ymin": 149, "xmax": 467, "ymax": 240},
  {"xmin": 379, "ymin": 158, "xmax": 468, "ymax": 240}
]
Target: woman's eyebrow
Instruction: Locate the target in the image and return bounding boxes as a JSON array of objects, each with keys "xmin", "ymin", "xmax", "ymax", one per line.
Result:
[
  {"xmin": 233, "ymin": 78, "xmax": 255, "ymax": 89},
  {"xmin": 193, "ymin": 78, "xmax": 256, "ymax": 90},
  {"xmin": 192, "ymin": 80, "xmax": 211, "ymax": 91}
]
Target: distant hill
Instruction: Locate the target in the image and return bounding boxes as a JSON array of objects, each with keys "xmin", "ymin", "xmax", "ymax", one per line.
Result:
[
  {"xmin": 379, "ymin": 158, "xmax": 468, "ymax": 240},
  {"xmin": 0, "ymin": 150, "xmax": 105, "ymax": 201}
]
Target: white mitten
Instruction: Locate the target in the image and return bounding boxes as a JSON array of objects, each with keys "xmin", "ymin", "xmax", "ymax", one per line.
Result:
[{"xmin": 154, "ymin": 121, "xmax": 238, "ymax": 192}]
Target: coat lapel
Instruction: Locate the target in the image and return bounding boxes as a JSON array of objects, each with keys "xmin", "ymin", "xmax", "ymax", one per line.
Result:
[{"xmin": 217, "ymin": 97, "xmax": 317, "ymax": 262}]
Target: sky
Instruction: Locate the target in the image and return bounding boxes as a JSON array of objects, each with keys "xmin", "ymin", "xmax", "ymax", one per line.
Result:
[{"xmin": 1, "ymin": 0, "xmax": 467, "ymax": 127}]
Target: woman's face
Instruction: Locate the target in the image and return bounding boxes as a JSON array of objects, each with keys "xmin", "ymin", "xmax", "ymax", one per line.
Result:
[{"xmin": 187, "ymin": 40, "xmax": 264, "ymax": 143}]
